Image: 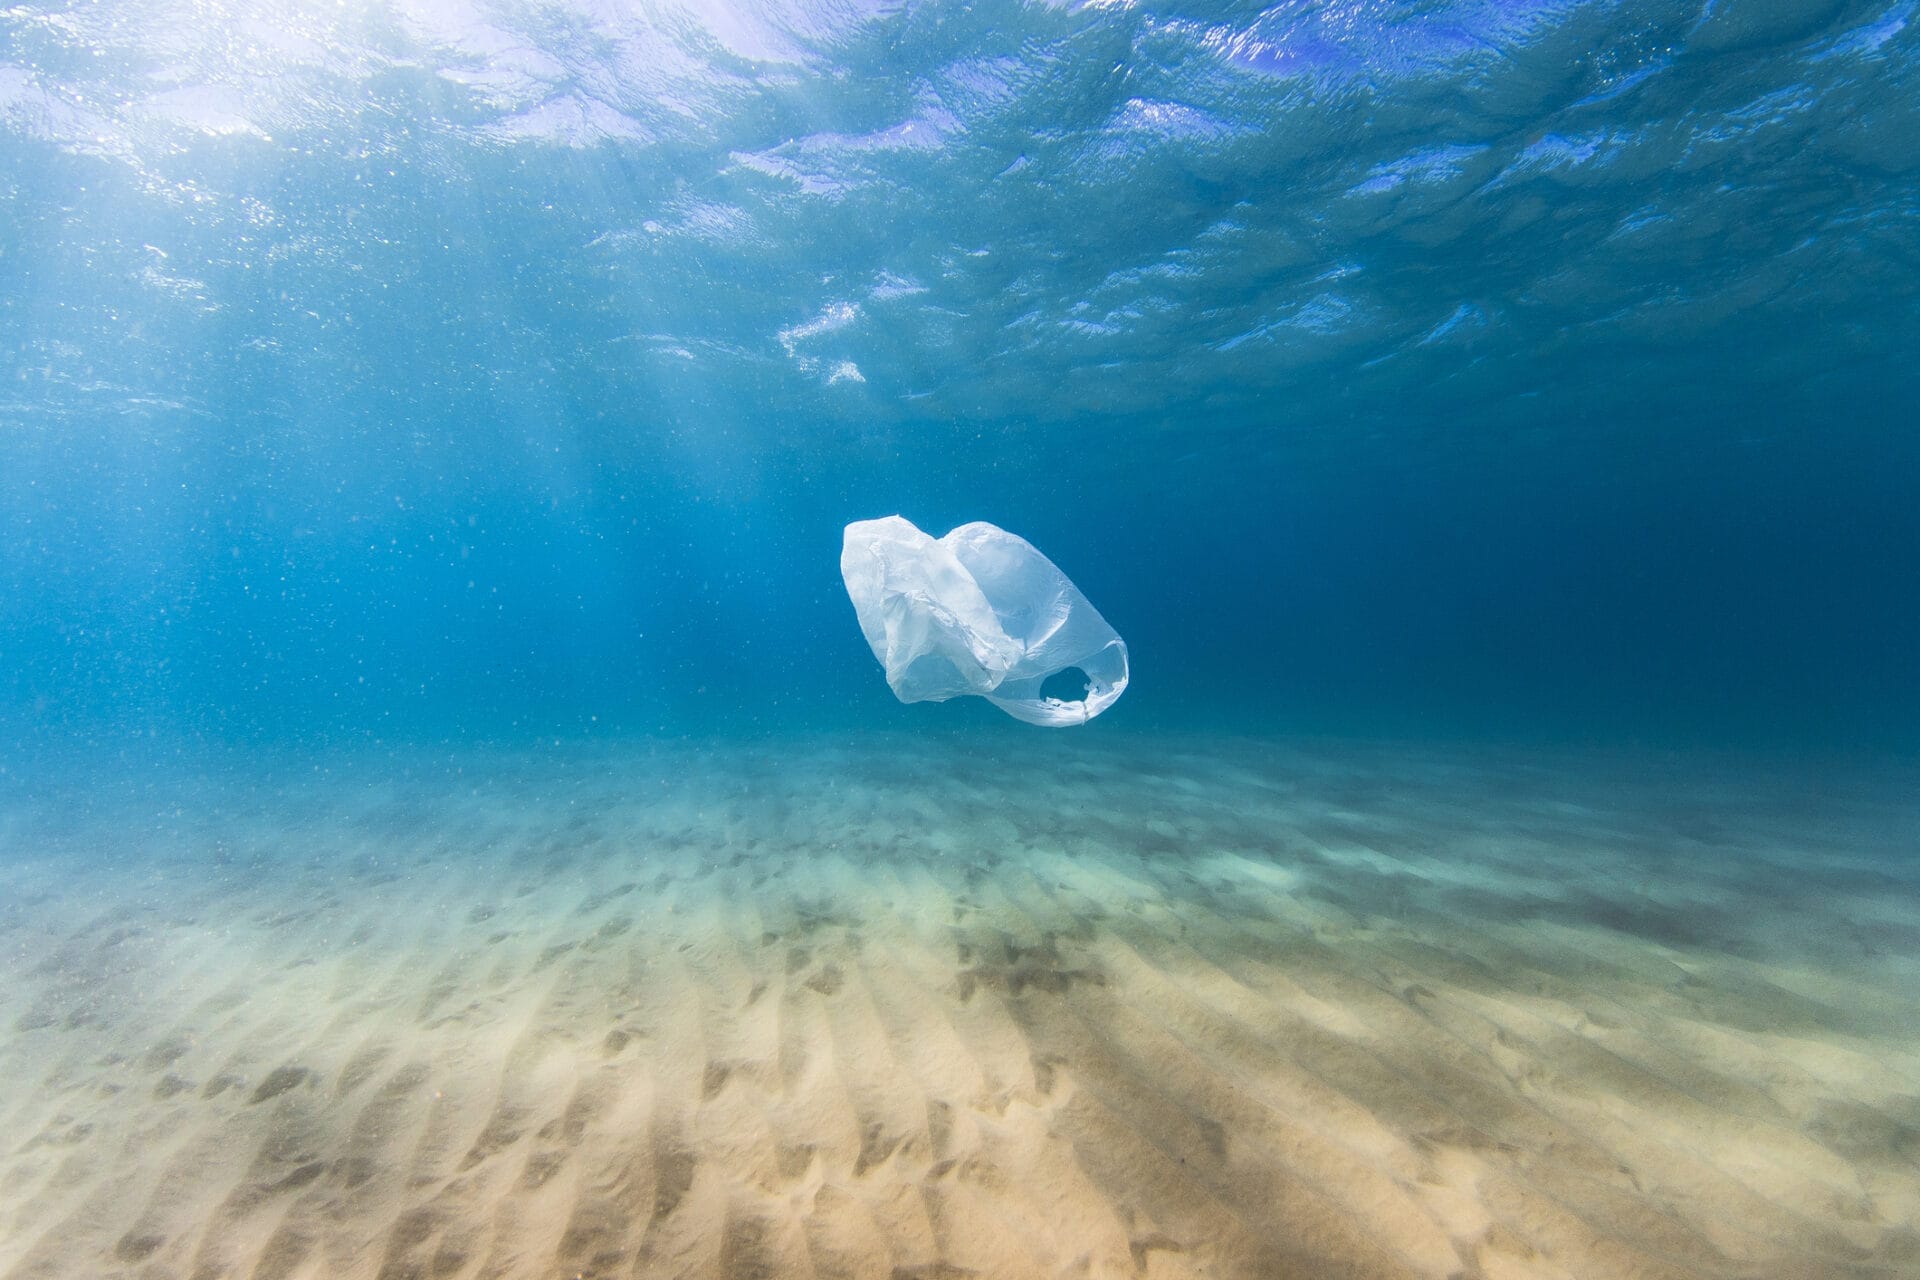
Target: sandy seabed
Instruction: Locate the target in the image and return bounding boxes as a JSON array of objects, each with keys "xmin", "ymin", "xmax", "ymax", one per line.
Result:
[{"xmin": 0, "ymin": 733, "xmax": 1915, "ymax": 1280}]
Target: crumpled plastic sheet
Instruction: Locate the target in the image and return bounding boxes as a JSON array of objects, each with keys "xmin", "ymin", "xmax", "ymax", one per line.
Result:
[{"xmin": 840, "ymin": 515, "xmax": 1129, "ymax": 727}]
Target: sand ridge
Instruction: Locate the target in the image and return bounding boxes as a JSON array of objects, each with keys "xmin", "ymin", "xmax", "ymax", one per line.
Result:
[{"xmin": 0, "ymin": 734, "xmax": 1915, "ymax": 1279}]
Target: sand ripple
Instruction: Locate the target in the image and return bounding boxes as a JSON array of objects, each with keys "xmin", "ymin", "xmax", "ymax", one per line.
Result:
[{"xmin": 0, "ymin": 735, "xmax": 1915, "ymax": 1279}]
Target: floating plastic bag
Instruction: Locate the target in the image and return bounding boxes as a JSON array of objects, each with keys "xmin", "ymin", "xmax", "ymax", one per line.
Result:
[{"xmin": 840, "ymin": 515, "xmax": 1129, "ymax": 726}]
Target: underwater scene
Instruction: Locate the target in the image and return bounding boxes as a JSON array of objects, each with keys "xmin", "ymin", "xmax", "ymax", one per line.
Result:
[{"xmin": 3, "ymin": 1, "xmax": 1918, "ymax": 1278}]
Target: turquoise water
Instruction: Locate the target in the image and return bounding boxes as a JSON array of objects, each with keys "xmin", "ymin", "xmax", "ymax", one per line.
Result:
[
  {"xmin": 3, "ymin": 0, "xmax": 1917, "ymax": 750},
  {"xmin": 2, "ymin": 3, "xmax": 1919, "ymax": 1279}
]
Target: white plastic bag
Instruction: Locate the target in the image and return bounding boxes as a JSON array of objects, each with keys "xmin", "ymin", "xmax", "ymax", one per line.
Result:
[{"xmin": 840, "ymin": 515, "xmax": 1129, "ymax": 726}]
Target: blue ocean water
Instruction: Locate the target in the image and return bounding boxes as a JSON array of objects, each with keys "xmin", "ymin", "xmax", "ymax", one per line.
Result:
[
  {"xmin": 3, "ymin": 0, "xmax": 1917, "ymax": 753},
  {"xmin": 3, "ymin": 6, "xmax": 1920, "ymax": 1280}
]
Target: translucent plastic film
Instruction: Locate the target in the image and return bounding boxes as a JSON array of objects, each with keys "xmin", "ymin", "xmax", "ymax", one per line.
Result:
[{"xmin": 840, "ymin": 516, "xmax": 1128, "ymax": 727}]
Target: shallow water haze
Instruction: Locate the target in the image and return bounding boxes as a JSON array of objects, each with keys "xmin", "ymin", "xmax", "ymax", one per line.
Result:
[{"xmin": 3, "ymin": 0, "xmax": 1918, "ymax": 748}]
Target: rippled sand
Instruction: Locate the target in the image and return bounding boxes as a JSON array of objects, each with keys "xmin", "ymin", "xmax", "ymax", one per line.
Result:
[{"xmin": 0, "ymin": 734, "xmax": 1915, "ymax": 1280}]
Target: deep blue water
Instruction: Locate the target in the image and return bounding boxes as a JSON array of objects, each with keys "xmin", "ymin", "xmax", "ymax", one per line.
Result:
[{"xmin": 2, "ymin": 0, "xmax": 1917, "ymax": 753}]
